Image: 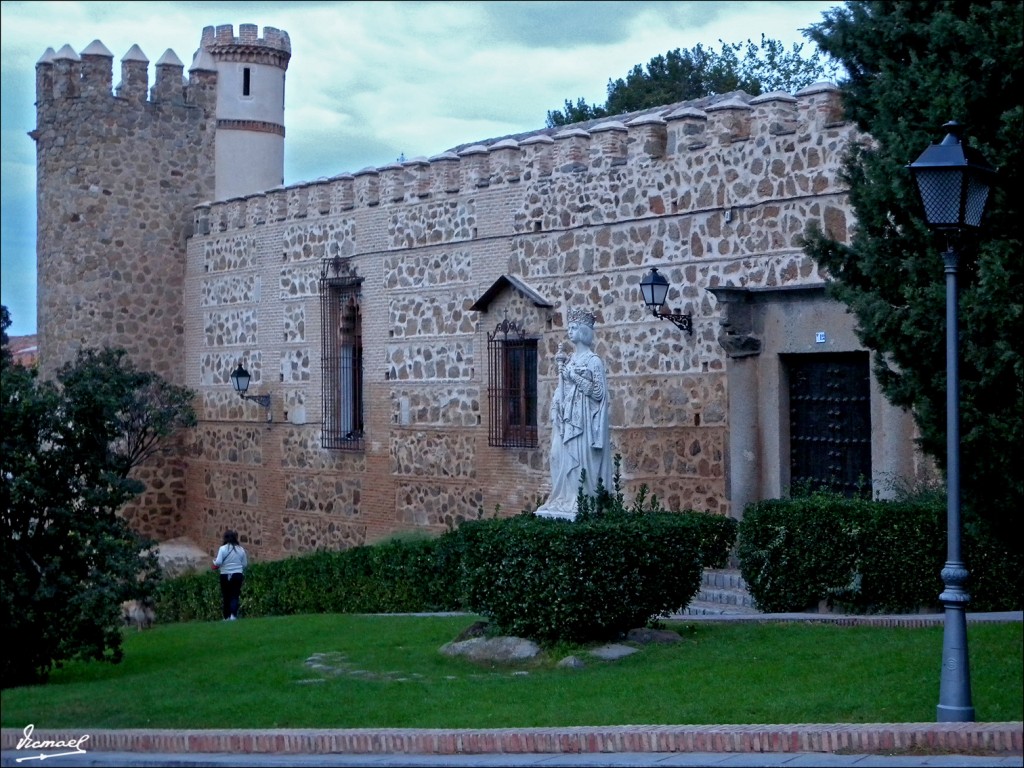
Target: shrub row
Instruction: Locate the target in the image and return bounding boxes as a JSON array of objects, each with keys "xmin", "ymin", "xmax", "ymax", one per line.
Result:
[
  {"xmin": 737, "ymin": 491, "xmax": 1021, "ymax": 614},
  {"xmin": 156, "ymin": 537, "xmax": 462, "ymax": 624},
  {"xmin": 156, "ymin": 509, "xmax": 738, "ymax": 644}
]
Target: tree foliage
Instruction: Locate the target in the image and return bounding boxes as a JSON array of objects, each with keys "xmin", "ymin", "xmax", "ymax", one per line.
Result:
[
  {"xmin": 1, "ymin": 307, "xmax": 197, "ymax": 686},
  {"xmin": 801, "ymin": 1, "xmax": 1023, "ymax": 539},
  {"xmin": 546, "ymin": 35, "xmax": 832, "ymax": 127}
]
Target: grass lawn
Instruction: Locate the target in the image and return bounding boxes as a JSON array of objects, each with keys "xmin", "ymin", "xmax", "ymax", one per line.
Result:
[{"xmin": 1, "ymin": 614, "xmax": 1020, "ymax": 729}]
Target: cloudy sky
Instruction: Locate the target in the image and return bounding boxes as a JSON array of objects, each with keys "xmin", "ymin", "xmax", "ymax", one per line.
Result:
[{"xmin": 0, "ymin": 0, "xmax": 840, "ymax": 337}]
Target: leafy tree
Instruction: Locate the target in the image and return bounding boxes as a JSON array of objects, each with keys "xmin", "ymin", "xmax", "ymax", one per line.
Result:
[
  {"xmin": 801, "ymin": 2, "xmax": 1023, "ymax": 542},
  {"xmin": 1, "ymin": 308, "xmax": 197, "ymax": 686},
  {"xmin": 0, "ymin": 306, "xmax": 11, "ymax": 368},
  {"xmin": 548, "ymin": 97, "xmax": 608, "ymax": 127},
  {"xmin": 546, "ymin": 35, "xmax": 832, "ymax": 127}
]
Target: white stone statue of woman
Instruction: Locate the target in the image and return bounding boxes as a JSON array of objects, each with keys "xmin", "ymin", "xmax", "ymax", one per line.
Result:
[{"xmin": 536, "ymin": 307, "xmax": 612, "ymax": 520}]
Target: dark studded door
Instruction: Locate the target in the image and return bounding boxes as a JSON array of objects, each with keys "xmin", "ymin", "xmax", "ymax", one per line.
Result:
[{"xmin": 787, "ymin": 352, "xmax": 871, "ymax": 497}]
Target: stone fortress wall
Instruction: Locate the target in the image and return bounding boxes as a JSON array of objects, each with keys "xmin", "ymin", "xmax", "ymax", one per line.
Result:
[{"xmin": 184, "ymin": 80, "xmax": 865, "ymax": 560}]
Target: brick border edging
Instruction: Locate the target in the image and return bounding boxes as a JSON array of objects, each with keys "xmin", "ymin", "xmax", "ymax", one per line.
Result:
[{"xmin": 3, "ymin": 724, "xmax": 1022, "ymax": 756}]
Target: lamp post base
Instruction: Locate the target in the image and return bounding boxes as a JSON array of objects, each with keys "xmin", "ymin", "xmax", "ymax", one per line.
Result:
[
  {"xmin": 937, "ymin": 564, "xmax": 974, "ymax": 722},
  {"xmin": 937, "ymin": 704, "xmax": 976, "ymax": 722}
]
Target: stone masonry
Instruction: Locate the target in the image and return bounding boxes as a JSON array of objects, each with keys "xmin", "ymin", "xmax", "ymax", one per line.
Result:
[
  {"xmin": 34, "ymin": 23, "xmax": 928, "ymax": 560},
  {"xmin": 183, "ymin": 81, "xmax": 876, "ymax": 560}
]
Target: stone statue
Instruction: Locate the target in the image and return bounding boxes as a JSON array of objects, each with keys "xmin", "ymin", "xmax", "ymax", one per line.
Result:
[{"xmin": 536, "ymin": 307, "xmax": 612, "ymax": 520}]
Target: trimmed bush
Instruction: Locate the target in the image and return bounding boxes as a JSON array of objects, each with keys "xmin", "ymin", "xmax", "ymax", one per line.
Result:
[
  {"xmin": 458, "ymin": 512, "xmax": 707, "ymax": 644},
  {"xmin": 682, "ymin": 509, "xmax": 739, "ymax": 569},
  {"xmin": 154, "ymin": 568, "xmax": 220, "ymax": 623},
  {"xmin": 854, "ymin": 501, "xmax": 944, "ymax": 612},
  {"xmin": 736, "ymin": 494, "xmax": 867, "ymax": 613}
]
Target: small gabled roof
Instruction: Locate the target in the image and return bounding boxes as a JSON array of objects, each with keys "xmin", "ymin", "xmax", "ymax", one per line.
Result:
[{"xmin": 470, "ymin": 274, "xmax": 554, "ymax": 312}]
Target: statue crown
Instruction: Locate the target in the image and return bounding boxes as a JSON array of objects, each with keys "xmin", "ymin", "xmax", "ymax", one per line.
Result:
[{"xmin": 567, "ymin": 307, "xmax": 597, "ymax": 328}]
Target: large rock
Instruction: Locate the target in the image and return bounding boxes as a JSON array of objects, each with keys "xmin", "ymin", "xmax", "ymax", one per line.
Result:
[{"xmin": 439, "ymin": 636, "xmax": 542, "ymax": 662}]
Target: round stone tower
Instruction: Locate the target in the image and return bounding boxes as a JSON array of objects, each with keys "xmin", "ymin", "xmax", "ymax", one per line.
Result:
[{"xmin": 197, "ymin": 24, "xmax": 291, "ymax": 201}]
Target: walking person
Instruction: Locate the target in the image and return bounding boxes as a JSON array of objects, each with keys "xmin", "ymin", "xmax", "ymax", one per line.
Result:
[{"xmin": 212, "ymin": 529, "xmax": 247, "ymax": 620}]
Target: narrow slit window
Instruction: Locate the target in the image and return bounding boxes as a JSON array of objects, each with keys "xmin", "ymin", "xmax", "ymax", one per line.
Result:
[
  {"xmin": 320, "ymin": 261, "xmax": 364, "ymax": 450},
  {"xmin": 242, "ymin": 67, "xmax": 251, "ymax": 97}
]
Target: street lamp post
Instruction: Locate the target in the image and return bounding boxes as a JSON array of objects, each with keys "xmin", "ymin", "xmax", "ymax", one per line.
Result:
[{"xmin": 908, "ymin": 121, "xmax": 996, "ymax": 723}]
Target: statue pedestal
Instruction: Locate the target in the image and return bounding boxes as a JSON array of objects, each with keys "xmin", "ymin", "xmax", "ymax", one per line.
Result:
[{"xmin": 534, "ymin": 506, "xmax": 576, "ymax": 522}]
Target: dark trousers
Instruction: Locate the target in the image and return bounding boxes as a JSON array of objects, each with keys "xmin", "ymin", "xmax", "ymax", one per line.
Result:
[{"xmin": 219, "ymin": 573, "xmax": 244, "ymax": 619}]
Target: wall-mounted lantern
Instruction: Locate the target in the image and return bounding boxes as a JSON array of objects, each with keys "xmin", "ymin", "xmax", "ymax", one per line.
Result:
[
  {"xmin": 640, "ymin": 267, "xmax": 693, "ymax": 335},
  {"xmin": 230, "ymin": 363, "xmax": 272, "ymax": 422}
]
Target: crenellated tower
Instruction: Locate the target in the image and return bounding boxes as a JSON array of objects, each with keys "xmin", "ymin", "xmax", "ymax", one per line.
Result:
[
  {"xmin": 198, "ymin": 24, "xmax": 291, "ymax": 201},
  {"xmin": 31, "ymin": 23, "xmax": 288, "ymax": 540}
]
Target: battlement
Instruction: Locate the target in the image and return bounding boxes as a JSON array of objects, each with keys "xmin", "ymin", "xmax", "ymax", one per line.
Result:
[
  {"xmin": 194, "ymin": 83, "xmax": 852, "ymax": 234},
  {"xmin": 200, "ymin": 24, "xmax": 291, "ymax": 68},
  {"xmin": 35, "ymin": 39, "xmax": 216, "ymax": 109},
  {"xmin": 33, "ymin": 22, "xmax": 288, "ymax": 110}
]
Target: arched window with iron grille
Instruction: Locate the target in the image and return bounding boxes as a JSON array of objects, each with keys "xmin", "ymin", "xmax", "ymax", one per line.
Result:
[{"xmin": 486, "ymin": 317, "xmax": 538, "ymax": 448}]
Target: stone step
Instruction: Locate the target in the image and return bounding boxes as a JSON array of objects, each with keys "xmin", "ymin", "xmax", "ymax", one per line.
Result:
[
  {"xmin": 682, "ymin": 567, "xmax": 760, "ymax": 616},
  {"xmin": 680, "ymin": 600, "xmax": 761, "ymax": 616},
  {"xmin": 701, "ymin": 567, "xmax": 749, "ymax": 591},
  {"xmin": 695, "ymin": 586, "xmax": 757, "ymax": 609}
]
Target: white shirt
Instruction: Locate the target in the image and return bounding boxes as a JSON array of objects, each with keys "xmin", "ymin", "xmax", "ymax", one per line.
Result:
[{"xmin": 213, "ymin": 543, "xmax": 248, "ymax": 575}]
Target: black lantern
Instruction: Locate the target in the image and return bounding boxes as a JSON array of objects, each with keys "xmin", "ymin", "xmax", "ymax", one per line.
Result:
[
  {"xmin": 908, "ymin": 121, "xmax": 996, "ymax": 724},
  {"xmin": 229, "ymin": 363, "xmax": 250, "ymax": 395},
  {"xmin": 230, "ymin": 362, "xmax": 272, "ymax": 422},
  {"xmin": 908, "ymin": 121, "xmax": 996, "ymax": 231},
  {"xmin": 640, "ymin": 267, "xmax": 692, "ymax": 335}
]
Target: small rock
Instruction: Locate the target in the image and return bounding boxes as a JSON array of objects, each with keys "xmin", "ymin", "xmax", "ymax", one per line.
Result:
[
  {"xmin": 589, "ymin": 643, "xmax": 638, "ymax": 660},
  {"xmin": 453, "ymin": 620, "xmax": 490, "ymax": 642},
  {"xmin": 626, "ymin": 627, "xmax": 682, "ymax": 644},
  {"xmin": 557, "ymin": 655, "xmax": 586, "ymax": 669}
]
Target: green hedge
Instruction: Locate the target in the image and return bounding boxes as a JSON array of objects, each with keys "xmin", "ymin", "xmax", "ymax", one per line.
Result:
[
  {"xmin": 737, "ymin": 492, "xmax": 1021, "ymax": 613},
  {"xmin": 156, "ymin": 537, "xmax": 462, "ymax": 623},
  {"xmin": 456, "ymin": 512, "xmax": 715, "ymax": 644},
  {"xmin": 157, "ymin": 508, "xmax": 737, "ymax": 645},
  {"xmin": 683, "ymin": 509, "xmax": 739, "ymax": 569}
]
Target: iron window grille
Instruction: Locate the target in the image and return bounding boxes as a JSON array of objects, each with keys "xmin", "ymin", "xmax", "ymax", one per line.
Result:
[
  {"xmin": 486, "ymin": 317, "xmax": 538, "ymax": 448},
  {"xmin": 320, "ymin": 258, "xmax": 364, "ymax": 450}
]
